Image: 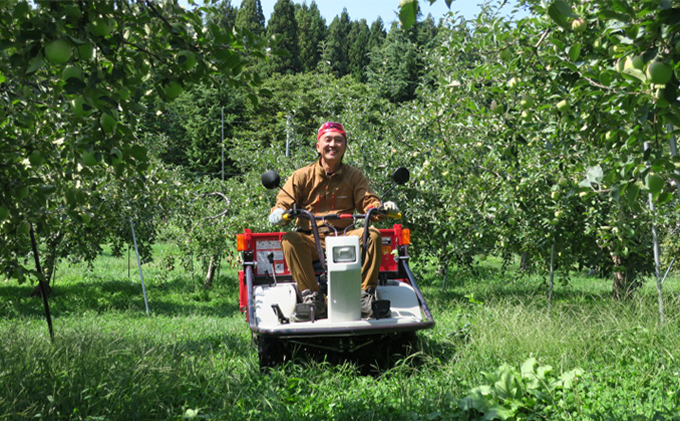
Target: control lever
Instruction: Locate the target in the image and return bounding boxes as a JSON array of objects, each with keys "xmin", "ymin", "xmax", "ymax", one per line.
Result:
[
  {"xmin": 271, "ymin": 304, "xmax": 290, "ymax": 324},
  {"xmin": 266, "ymin": 252, "xmax": 278, "ymax": 286}
]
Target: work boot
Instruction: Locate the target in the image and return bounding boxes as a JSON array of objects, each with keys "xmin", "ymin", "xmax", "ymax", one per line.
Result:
[
  {"xmin": 361, "ymin": 287, "xmax": 391, "ymax": 319},
  {"xmin": 291, "ymin": 289, "xmax": 326, "ymax": 322},
  {"xmin": 361, "ymin": 288, "xmax": 376, "ymax": 318}
]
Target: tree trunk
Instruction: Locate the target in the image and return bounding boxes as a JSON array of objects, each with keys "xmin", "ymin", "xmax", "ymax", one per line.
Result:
[
  {"xmin": 611, "ymin": 254, "xmax": 639, "ymax": 300},
  {"xmin": 204, "ymin": 255, "xmax": 217, "ymax": 289},
  {"xmin": 519, "ymin": 251, "xmax": 529, "ymax": 272}
]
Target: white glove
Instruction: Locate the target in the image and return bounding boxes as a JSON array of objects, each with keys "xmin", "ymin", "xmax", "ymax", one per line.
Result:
[
  {"xmin": 381, "ymin": 201, "xmax": 400, "ymax": 216},
  {"xmin": 268, "ymin": 208, "xmax": 286, "ymax": 226}
]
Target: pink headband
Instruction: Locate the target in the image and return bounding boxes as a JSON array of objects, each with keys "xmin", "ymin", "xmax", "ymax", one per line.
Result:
[{"xmin": 317, "ymin": 121, "xmax": 346, "ymax": 141}]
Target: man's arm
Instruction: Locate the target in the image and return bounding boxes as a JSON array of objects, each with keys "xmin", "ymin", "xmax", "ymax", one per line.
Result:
[
  {"xmin": 272, "ymin": 172, "xmax": 298, "ymax": 213},
  {"xmin": 352, "ymin": 170, "xmax": 382, "ymax": 214}
]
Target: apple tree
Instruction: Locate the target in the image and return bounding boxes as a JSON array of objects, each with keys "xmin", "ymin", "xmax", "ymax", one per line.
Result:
[{"xmin": 0, "ymin": 0, "xmax": 265, "ymax": 289}]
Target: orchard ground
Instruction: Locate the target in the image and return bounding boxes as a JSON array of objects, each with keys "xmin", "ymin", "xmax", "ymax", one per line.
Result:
[{"xmin": 1, "ymin": 244, "xmax": 680, "ymax": 420}]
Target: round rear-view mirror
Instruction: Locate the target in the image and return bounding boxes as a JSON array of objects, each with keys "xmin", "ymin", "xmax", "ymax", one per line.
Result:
[
  {"xmin": 261, "ymin": 170, "xmax": 281, "ymax": 190},
  {"xmin": 392, "ymin": 167, "xmax": 410, "ymax": 185}
]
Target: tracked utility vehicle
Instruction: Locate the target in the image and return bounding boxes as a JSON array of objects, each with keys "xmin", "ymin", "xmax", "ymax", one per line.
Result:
[{"xmin": 236, "ymin": 168, "xmax": 434, "ymax": 370}]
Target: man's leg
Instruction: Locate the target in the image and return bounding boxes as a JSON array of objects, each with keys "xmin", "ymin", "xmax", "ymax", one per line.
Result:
[
  {"xmin": 281, "ymin": 231, "xmax": 320, "ymax": 292},
  {"xmin": 345, "ymin": 227, "xmax": 383, "ymax": 290}
]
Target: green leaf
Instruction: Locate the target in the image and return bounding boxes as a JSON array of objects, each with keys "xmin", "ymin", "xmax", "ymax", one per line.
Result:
[
  {"xmin": 484, "ymin": 405, "xmax": 516, "ymax": 421},
  {"xmin": 622, "ymin": 67, "xmax": 646, "ymax": 82},
  {"xmin": 586, "ymin": 165, "xmax": 604, "ymax": 184},
  {"xmin": 399, "ymin": 0, "xmax": 418, "ymax": 30},
  {"xmin": 568, "ymin": 43, "xmax": 581, "ymax": 61},
  {"xmin": 459, "ymin": 391, "xmax": 489, "ymax": 412},
  {"xmin": 26, "ymin": 53, "xmax": 43, "ymax": 75},
  {"xmin": 520, "ymin": 357, "xmax": 538, "ymax": 378},
  {"xmin": 548, "ymin": 0, "xmax": 577, "ymax": 30},
  {"xmin": 127, "ymin": 145, "xmax": 148, "ymax": 161}
]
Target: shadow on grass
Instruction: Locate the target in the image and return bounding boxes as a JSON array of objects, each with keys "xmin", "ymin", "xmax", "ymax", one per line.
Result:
[
  {"xmin": 0, "ymin": 272, "xmax": 240, "ymax": 319},
  {"xmin": 420, "ymin": 264, "xmax": 616, "ymax": 306}
]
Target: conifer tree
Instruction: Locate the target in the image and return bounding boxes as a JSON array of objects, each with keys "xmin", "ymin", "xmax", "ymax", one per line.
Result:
[
  {"xmin": 366, "ymin": 22, "xmax": 420, "ymax": 102},
  {"xmin": 235, "ymin": 0, "xmax": 265, "ymax": 36},
  {"xmin": 324, "ymin": 9, "xmax": 351, "ymax": 78},
  {"xmin": 348, "ymin": 19, "xmax": 370, "ymax": 82},
  {"xmin": 296, "ymin": 1, "xmax": 326, "ymax": 72},
  {"xmin": 368, "ymin": 17, "xmax": 387, "ymax": 53},
  {"xmin": 206, "ymin": 0, "xmax": 237, "ymax": 30},
  {"xmin": 267, "ymin": 0, "xmax": 300, "ymax": 74}
]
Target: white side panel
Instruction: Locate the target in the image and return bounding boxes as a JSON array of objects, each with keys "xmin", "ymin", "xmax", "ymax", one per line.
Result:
[
  {"xmin": 326, "ymin": 236, "xmax": 362, "ymax": 322},
  {"xmin": 376, "ymin": 283, "xmax": 422, "ymax": 321},
  {"xmin": 254, "ymin": 284, "xmax": 298, "ymax": 327}
]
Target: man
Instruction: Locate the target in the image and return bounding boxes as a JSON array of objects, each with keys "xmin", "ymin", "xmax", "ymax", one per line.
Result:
[{"xmin": 268, "ymin": 121, "xmax": 398, "ymax": 322}]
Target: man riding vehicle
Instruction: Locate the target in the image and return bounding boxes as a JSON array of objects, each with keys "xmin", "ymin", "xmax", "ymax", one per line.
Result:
[{"xmin": 268, "ymin": 121, "xmax": 399, "ymax": 322}]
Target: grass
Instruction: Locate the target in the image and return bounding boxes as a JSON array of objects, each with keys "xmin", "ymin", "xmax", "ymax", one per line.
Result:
[{"xmin": 2, "ymin": 249, "xmax": 680, "ymax": 420}]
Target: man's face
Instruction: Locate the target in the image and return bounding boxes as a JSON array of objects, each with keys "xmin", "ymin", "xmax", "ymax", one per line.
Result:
[{"xmin": 316, "ymin": 132, "xmax": 347, "ymax": 164}]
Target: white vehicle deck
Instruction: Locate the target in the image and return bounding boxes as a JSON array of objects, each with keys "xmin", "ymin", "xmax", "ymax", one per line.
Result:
[{"xmin": 254, "ymin": 281, "xmax": 424, "ymax": 331}]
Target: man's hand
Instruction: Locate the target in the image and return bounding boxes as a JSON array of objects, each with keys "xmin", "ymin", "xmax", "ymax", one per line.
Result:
[
  {"xmin": 268, "ymin": 208, "xmax": 287, "ymax": 226},
  {"xmin": 381, "ymin": 201, "xmax": 400, "ymax": 216}
]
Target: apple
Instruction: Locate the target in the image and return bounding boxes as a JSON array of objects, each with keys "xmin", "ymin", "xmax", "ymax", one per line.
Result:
[
  {"xmin": 616, "ymin": 58, "xmax": 626, "ymax": 73},
  {"xmin": 645, "ymin": 173, "xmax": 664, "ymax": 194},
  {"xmin": 500, "ymin": 48, "xmax": 512, "ymax": 61},
  {"xmin": 177, "ymin": 50, "xmax": 197, "ymax": 70},
  {"xmin": 600, "ymin": 71, "xmax": 613, "ymax": 86},
  {"xmin": 80, "ymin": 212, "xmax": 92, "ymax": 224},
  {"xmin": 89, "ymin": 17, "xmax": 113, "ymax": 37},
  {"xmin": 558, "ymin": 177, "xmax": 569, "ymax": 187},
  {"xmin": 61, "ymin": 64, "xmax": 83, "ymax": 82},
  {"xmin": 646, "ymin": 61, "xmax": 672, "ymax": 85},
  {"xmin": 490, "ymin": 99, "xmax": 504, "ymax": 114},
  {"xmin": 164, "ymin": 81, "xmax": 184, "ymax": 100},
  {"xmin": 571, "ymin": 18, "xmax": 587, "ymax": 32},
  {"xmin": 554, "ymin": 210, "xmax": 563, "ymax": 218},
  {"xmin": 62, "ymin": 4, "xmax": 81, "ymax": 22},
  {"xmin": 556, "ymin": 99, "xmax": 570, "ymax": 112},
  {"xmin": 29, "ymin": 150, "xmax": 43, "ymax": 167},
  {"xmin": 519, "ymin": 93, "xmax": 534, "ymax": 108},
  {"xmin": 17, "ymin": 220, "xmax": 30, "ymax": 236},
  {"xmin": 551, "ymin": 191, "xmax": 560, "ymax": 200},
  {"xmin": 78, "ymin": 43, "xmax": 94, "ymax": 60},
  {"xmin": 630, "ymin": 55, "xmax": 644, "ymax": 70},
  {"xmin": 44, "ymin": 39, "xmax": 73, "ymax": 64},
  {"xmin": 507, "ymin": 77, "xmax": 519, "ymax": 89},
  {"xmin": 605, "ymin": 130, "xmax": 618, "ymax": 142}
]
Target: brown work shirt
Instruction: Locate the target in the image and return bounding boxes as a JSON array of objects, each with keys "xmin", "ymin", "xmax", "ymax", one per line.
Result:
[{"xmin": 274, "ymin": 159, "xmax": 382, "ymax": 232}]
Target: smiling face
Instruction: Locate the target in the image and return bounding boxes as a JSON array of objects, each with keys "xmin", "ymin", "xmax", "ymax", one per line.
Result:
[{"xmin": 316, "ymin": 132, "xmax": 347, "ymax": 168}]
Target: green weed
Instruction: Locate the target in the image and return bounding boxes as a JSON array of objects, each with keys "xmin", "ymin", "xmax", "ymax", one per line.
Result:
[{"xmin": 2, "ymin": 247, "xmax": 680, "ymax": 419}]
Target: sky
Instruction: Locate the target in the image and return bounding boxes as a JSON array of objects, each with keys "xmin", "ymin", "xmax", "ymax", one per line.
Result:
[{"xmin": 256, "ymin": 0, "xmax": 524, "ymax": 25}]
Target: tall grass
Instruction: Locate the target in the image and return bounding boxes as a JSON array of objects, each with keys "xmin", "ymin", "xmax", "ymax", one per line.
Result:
[{"xmin": 1, "ymin": 250, "xmax": 680, "ymax": 420}]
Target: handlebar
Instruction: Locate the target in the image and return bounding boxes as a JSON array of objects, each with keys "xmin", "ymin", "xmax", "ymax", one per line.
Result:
[
  {"xmin": 282, "ymin": 206, "xmax": 402, "ymax": 272},
  {"xmin": 282, "ymin": 209, "xmax": 402, "ymax": 222}
]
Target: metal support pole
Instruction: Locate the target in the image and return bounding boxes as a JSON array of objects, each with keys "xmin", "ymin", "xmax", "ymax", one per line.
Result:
[
  {"xmin": 221, "ymin": 107, "xmax": 225, "ymax": 182},
  {"xmin": 644, "ymin": 141, "xmax": 664, "ymax": 323},
  {"xmin": 548, "ymin": 241, "xmax": 555, "ymax": 314},
  {"xmin": 286, "ymin": 114, "xmax": 291, "ymax": 158},
  {"xmin": 130, "ymin": 219, "xmax": 150, "ymax": 315}
]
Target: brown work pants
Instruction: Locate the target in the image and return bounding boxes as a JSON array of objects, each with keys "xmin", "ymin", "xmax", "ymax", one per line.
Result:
[{"xmin": 281, "ymin": 227, "xmax": 382, "ymax": 293}]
